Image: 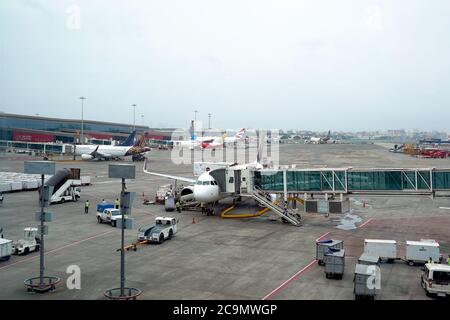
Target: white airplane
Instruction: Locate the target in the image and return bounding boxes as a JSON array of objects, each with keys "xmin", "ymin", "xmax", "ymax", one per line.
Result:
[
  {"xmin": 143, "ymin": 143, "xmax": 262, "ymax": 209},
  {"xmin": 173, "ymin": 128, "xmax": 246, "ymax": 150},
  {"xmin": 75, "ymin": 131, "xmax": 150, "ymax": 160},
  {"xmin": 307, "ymin": 130, "xmax": 331, "ymax": 144},
  {"xmin": 223, "ymin": 128, "xmax": 246, "ymax": 144}
]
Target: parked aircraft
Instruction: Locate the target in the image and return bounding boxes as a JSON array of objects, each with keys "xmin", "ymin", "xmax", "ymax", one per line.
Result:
[
  {"xmin": 75, "ymin": 131, "xmax": 150, "ymax": 160},
  {"xmin": 306, "ymin": 130, "xmax": 331, "ymax": 144}
]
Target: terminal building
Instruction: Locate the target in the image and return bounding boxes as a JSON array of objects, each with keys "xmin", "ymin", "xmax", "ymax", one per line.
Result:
[{"xmin": 0, "ymin": 113, "xmax": 180, "ymax": 154}]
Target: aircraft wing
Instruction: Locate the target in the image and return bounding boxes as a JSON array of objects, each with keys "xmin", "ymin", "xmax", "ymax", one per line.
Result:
[
  {"xmin": 143, "ymin": 159, "xmax": 196, "ymax": 183},
  {"xmin": 90, "ymin": 146, "xmax": 113, "ymax": 159}
]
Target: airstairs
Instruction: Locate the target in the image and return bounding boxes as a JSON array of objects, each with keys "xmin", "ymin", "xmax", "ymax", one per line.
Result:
[{"xmin": 251, "ymin": 186, "xmax": 301, "ymax": 226}]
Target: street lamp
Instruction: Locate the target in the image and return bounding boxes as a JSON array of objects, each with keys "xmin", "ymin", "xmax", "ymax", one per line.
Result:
[
  {"xmin": 79, "ymin": 97, "xmax": 86, "ymax": 144},
  {"xmin": 141, "ymin": 115, "xmax": 144, "ymax": 126},
  {"xmin": 194, "ymin": 110, "xmax": 198, "ymax": 121},
  {"xmin": 131, "ymin": 104, "xmax": 136, "ymax": 131},
  {"xmin": 208, "ymin": 113, "xmax": 211, "ymax": 129}
]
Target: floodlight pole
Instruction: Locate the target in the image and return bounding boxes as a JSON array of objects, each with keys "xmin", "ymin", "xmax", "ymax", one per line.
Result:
[
  {"xmin": 120, "ymin": 177, "xmax": 125, "ymax": 296},
  {"xmin": 39, "ymin": 173, "xmax": 45, "ymax": 285}
]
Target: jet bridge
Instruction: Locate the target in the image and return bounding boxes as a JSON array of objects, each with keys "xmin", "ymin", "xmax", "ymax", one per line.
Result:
[
  {"xmin": 252, "ymin": 167, "xmax": 450, "ymax": 195},
  {"xmin": 215, "ymin": 166, "xmax": 450, "ymax": 226}
]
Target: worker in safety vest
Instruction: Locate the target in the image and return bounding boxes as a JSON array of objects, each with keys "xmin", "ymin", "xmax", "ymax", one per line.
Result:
[
  {"xmin": 428, "ymin": 257, "xmax": 434, "ymax": 264},
  {"xmin": 447, "ymin": 255, "xmax": 450, "ymax": 265},
  {"xmin": 115, "ymin": 198, "xmax": 120, "ymax": 209},
  {"xmin": 175, "ymin": 201, "xmax": 181, "ymax": 213},
  {"xmin": 84, "ymin": 200, "xmax": 90, "ymax": 214}
]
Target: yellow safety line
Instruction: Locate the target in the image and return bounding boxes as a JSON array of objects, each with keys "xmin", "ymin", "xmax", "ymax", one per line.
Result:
[
  {"xmin": 220, "ymin": 205, "xmax": 270, "ymax": 219},
  {"xmin": 220, "ymin": 197, "xmax": 303, "ymax": 219},
  {"xmin": 287, "ymin": 197, "xmax": 305, "ymax": 204}
]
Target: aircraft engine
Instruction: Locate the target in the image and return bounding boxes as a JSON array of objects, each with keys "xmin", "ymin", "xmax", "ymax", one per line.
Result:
[
  {"xmin": 180, "ymin": 186, "xmax": 195, "ymax": 202},
  {"xmin": 81, "ymin": 154, "xmax": 94, "ymax": 160}
]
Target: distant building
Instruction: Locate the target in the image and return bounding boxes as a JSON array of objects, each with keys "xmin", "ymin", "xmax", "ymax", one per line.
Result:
[{"xmin": 0, "ymin": 113, "xmax": 178, "ymax": 144}]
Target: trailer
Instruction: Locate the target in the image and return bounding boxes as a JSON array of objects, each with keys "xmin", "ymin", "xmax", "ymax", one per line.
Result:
[
  {"xmin": 364, "ymin": 239, "xmax": 397, "ymax": 263},
  {"xmin": 406, "ymin": 240, "xmax": 440, "ymax": 266},
  {"xmin": 354, "ymin": 263, "xmax": 380, "ymax": 300},
  {"xmin": 324, "ymin": 249, "xmax": 345, "ymax": 279},
  {"xmin": 0, "ymin": 238, "xmax": 13, "ymax": 262},
  {"xmin": 358, "ymin": 253, "xmax": 380, "ymax": 266},
  {"xmin": 316, "ymin": 239, "xmax": 344, "ymax": 266}
]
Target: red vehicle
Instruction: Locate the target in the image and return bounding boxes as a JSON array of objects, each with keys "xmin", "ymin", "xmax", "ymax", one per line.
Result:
[{"xmin": 420, "ymin": 149, "xmax": 449, "ymax": 158}]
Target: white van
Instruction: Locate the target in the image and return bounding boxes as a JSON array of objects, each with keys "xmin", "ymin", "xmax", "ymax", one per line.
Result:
[{"xmin": 421, "ymin": 264, "xmax": 450, "ymax": 298}]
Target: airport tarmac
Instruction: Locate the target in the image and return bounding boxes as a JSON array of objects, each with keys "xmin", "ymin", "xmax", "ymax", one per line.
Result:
[{"xmin": 0, "ymin": 143, "xmax": 449, "ymax": 300}]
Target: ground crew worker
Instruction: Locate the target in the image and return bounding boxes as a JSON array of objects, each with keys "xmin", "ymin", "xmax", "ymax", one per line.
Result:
[
  {"xmin": 200, "ymin": 202, "xmax": 205, "ymax": 214},
  {"xmin": 102, "ymin": 199, "xmax": 106, "ymax": 204},
  {"xmin": 84, "ymin": 200, "xmax": 90, "ymax": 214},
  {"xmin": 447, "ymin": 255, "xmax": 450, "ymax": 265},
  {"xmin": 428, "ymin": 257, "xmax": 434, "ymax": 264},
  {"xmin": 115, "ymin": 198, "xmax": 120, "ymax": 209},
  {"xmin": 175, "ymin": 201, "xmax": 181, "ymax": 213}
]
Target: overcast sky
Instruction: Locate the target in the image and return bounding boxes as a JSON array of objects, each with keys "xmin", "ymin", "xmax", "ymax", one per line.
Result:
[{"xmin": 1, "ymin": 0, "xmax": 449, "ymax": 131}]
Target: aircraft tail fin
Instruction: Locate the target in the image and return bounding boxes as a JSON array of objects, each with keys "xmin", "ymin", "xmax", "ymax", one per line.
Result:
[
  {"xmin": 118, "ymin": 131, "xmax": 136, "ymax": 146},
  {"xmin": 235, "ymin": 128, "xmax": 246, "ymax": 139}
]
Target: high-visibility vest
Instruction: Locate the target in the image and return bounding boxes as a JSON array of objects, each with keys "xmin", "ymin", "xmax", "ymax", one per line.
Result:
[
  {"xmin": 115, "ymin": 200, "xmax": 120, "ymax": 206},
  {"xmin": 85, "ymin": 202, "xmax": 89, "ymax": 208},
  {"xmin": 447, "ymin": 258, "xmax": 450, "ymax": 265}
]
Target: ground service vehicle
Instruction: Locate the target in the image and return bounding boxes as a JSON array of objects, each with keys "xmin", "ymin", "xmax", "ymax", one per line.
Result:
[
  {"xmin": 137, "ymin": 217, "xmax": 178, "ymax": 244},
  {"xmin": 12, "ymin": 227, "xmax": 40, "ymax": 255},
  {"xmin": 96, "ymin": 204, "xmax": 126, "ymax": 227},
  {"xmin": 421, "ymin": 264, "xmax": 450, "ymax": 298}
]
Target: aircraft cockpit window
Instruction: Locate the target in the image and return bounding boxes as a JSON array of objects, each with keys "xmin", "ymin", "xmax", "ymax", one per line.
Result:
[
  {"xmin": 196, "ymin": 181, "xmax": 202, "ymax": 185},
  {"xmin": 202, "ymin": 181, "xmax": 210, "ymax": 185}
]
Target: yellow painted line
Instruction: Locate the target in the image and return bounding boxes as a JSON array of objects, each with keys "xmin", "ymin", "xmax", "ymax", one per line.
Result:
[{"xmin": 220, "ymin": 205, "xmax": 270, "ymax": 219}]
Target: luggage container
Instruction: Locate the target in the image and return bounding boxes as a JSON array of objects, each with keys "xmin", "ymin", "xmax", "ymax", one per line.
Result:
[
  {"xmin": 364, "ymin": 239, "xmax": 397, "ymax": 263},
  {"xmin": 0, "ymin": 238, "xmax": 13, "ymax": 262},
  {"xmin": 316, "ymin": 239, "xmax": 344, "ymax": 266},
  {"xmin": 358, "ymin": 253, "xmax": 380, "ymax": 266},
  {"xmin": 354, "ymin": 263, "xmax": 380, "ymax": 300},
  {"xmin": 165, "ymin": 195, "xmax": 175, "ymax": 212},
  {"xmin": 406, "ymin": 240, "xmax": 440, "ymax": 266},
  {"xmin": 324, "ymin": 249, "xmax": 345, "ymax": 279},
  {"xmin": 80, "ymin": 176, "xmax": 91, "ymax": 185},
  {"xmin": 97, "ymin": 203, "xmax": 114, "ymax": 213}
]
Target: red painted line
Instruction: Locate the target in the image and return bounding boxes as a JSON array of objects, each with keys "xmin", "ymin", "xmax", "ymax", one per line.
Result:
[
  {"xmin": 0, "ymin": 229, "xmax": 115, "ymax": 271},
  {"xmin": 358, "ymin": 218, "xmax": 373, "ymax": 229},
  {"xmin": 262, "ymin": 259, "xmax": 318, "ymax": 300},
  {"xmin": 315, "ymin": 231, "xmax": 331, "ymax": 242}
]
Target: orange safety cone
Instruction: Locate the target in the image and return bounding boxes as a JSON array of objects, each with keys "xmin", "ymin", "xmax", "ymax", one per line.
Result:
[{"xmin": 192, "ymin": 217, "xmax": 196, "ymax": 224}]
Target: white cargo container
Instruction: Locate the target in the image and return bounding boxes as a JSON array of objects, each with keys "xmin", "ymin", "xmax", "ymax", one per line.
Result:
[
  {"xmin": 80, "ymin": 176, "xmax": 91, "ymax": 185},
  {"xmin": 0, "ymin": 238, "xmax": 13, "ymax": 261},
  {"xmin": 10, "ymin": 181, "xmax": 22, "ymax": 191},
  {"xmin": 406, "ymin": 240, "xmax": 440, "ymax": 266},
  {"xmin": 0, "ymin": 183, "xmax": 11, "ymax": 193},
  {"xmin": 364, "ymin": 239, "xmax": 397, "ymax": 262}
]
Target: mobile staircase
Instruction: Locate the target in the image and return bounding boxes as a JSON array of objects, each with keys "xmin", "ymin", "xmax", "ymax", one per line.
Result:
[{"xmin": 251, "ymin": 186, "xmax": 301, "ymax": 226}]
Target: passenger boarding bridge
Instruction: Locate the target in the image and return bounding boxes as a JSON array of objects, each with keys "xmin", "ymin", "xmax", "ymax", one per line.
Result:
[{"xmin": 208, "ymin": 165, "xmax": 450, "ymax": 226}]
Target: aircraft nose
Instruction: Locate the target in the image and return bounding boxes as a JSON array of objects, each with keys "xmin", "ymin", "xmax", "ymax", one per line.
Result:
[{"xmin": 194, "ymin": 186, "xmax": 218, "ymax": 203}]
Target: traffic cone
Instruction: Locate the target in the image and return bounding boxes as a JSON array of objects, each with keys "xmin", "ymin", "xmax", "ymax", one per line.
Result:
[{"xmin": 192, "ymin": 217, "xmax": 196, "ymax": 224}]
